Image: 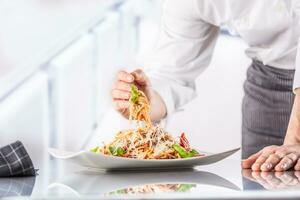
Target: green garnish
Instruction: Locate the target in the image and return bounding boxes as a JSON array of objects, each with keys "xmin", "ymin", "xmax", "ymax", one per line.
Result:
[
  {"xmin": 172, "ymin": 144, "xmax": 198, "ymax": 158},
  {"xmin": 109, "ymin": 146, "xmax": 117, "ymax": 155},
  {"xmin": 116, "ymin": 189, "xmax": 127, "ymax": 194},
  {"xmin": 176, "ymin": 184, "xmax": 196, "ymax": 192},
  {"xmin": 90, "ymin": 146, "xmax": 99, "ymax": 153},
  {"xmin": 109, "ymin": 189, "xmax": 127, "ymax": 195},
  {"xmin": 172, "ymin": 144, "xmax": 189, "ymax": 158},
  {"xmin": 189, "ymin": 149, "xmax": 199, "ymax": 157},
  {"xmin": 129, "ymin": 85, "xmax": 141, "ymax": 104},
  {"xmin": 109, "ymin": 146, "xmax": 126, "ymax": 156},
  {"xmin": 116, "ymin": 147, "xmax": 126, "ymax": 156}
]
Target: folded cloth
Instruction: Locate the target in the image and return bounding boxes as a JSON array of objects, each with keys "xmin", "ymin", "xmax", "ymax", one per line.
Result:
[{"xmin": 0, "ymin": 141, "xmax": 37, "ymax": 177}]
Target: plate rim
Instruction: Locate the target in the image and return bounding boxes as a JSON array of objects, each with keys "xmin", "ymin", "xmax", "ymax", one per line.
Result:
[{"xmin": 48, "ymin": 147, "xmax": 240, "ymax": 162}]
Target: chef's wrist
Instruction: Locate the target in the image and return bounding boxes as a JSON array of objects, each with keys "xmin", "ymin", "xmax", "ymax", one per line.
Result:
[
  {"xmin": 149, "ymin": 89, "xmax": 167, "ymax": 122},
  {"xmin": 284, "ymin": 114, "xmax": 300, "ymax": 145},
  {"xmin": 284, "ymin": 89, "xmax": 300, "ymax": 145},
  {"xmin": 284, "ymin": 134, "xmax": 300, "ymax": 145},
  {"xmin": 284, "ymin": 119, "xmax": 300, "ymax": 144}
]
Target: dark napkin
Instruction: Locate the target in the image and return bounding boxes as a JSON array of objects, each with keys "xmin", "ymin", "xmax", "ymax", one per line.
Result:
[{"xmin": 0, "ymin": 141, "xmax": 37, "ymax": 177}]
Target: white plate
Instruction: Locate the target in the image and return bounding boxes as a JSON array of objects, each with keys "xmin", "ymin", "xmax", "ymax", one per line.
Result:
[
  {"xmin": 49, "ymin": 148, "xmax": 240, "ymax": 170},
  {"xmin": 48, "ymin": 147, "xmax": 240, "ymax": 170}
]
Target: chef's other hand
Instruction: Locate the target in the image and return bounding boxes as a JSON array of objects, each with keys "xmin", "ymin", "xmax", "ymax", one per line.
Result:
[
  {"xmin": 111, "ymin": 69, "xmax": 152, "ymax": 119},
  {"xmin": 242, "ymin": 145, "xmax": 300, "ymax": 171}
]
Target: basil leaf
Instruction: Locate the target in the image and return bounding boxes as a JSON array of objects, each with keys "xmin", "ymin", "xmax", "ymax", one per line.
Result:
[
  {"xmin": 190, "ymin": 149, "xmax": 199, "ymax": 154},
  {"xmin": 172, "ymin": 144, "xmax": 189, "ymax": 158},
  {"xmin": 109, "ymin": 146, "xmax": 117, "ymax": 155},
  {"xmin": 116, "ymin": 147, "xmax": 126, "ymax": 156},
  {"xmin": 173, "ymin": 144, "xmax": 199, "ymax": 158},
  {"xmin": 188, "ymin": 149, "xmax": 199, "ymax": 157},
  {"xmin": 109, "ymin": 146, "xmax": 126, "ymax": 156},
  {"xmin": 90, "ymin": 146, "xmax": 99, "ymax": 153},
  {"xmin": 129, "ymin": 85, "xmax": 140, "ymax": 104}
]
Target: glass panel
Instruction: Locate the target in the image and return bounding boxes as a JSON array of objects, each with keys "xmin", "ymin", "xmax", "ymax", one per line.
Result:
[
  {"xmin": 0, "ymin": 72, "xmax": 50, "ymax": 169},
  {"xmin": 49, "ymin": 35, "xmax": 95, "ymax": 151}
]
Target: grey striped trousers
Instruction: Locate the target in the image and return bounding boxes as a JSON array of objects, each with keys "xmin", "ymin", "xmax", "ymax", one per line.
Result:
[{"xmin": 242, "ymin": 60, "xmax": 295, "ymax": 159}]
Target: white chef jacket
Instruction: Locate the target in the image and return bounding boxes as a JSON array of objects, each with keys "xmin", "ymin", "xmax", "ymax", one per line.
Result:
[{"xmin": 144, "ymin": 0, "xmax": 300, "ymax": 116}]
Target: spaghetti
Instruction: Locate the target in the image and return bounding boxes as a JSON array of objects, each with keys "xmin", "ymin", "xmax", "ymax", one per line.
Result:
[
  {"xmin": 129, "ymin": 85, "xmax": 151, "ymax": 126},
  {"xmin": 91, "ymin": 84, "xmax": 203, "ymax": 159}
]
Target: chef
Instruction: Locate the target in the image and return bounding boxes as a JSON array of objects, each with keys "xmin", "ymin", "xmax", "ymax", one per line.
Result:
[{"xmin": 111, "ymin": 0, "xmax": 300, "ymax": 171}]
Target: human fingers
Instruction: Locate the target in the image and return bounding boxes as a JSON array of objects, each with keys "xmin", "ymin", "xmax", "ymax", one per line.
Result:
[
  {"xmin": 252, "ymin": 146, "xmax": 278, "ymax": 171},
  {"xmin": 274, "ymin": 152, "xmax": 299, "ymax": 171},
  {"xmin": 260, "ymin": 154, "xmax": 281, "ymax": 172},
  {"xmin": 113, "ymin": 80, "xmax": 131, "ymax": 92},
  {"xmin": 111, "ymin": 89, "xmax": 131, "ymax": 100},
  {"xmin": 131, "ymin": 69, "xmax": 150, "ymax": 86},
  {"xmin": 117, "ymin": 70, "xmax": 134, "ymax": 83},
  {"xmin": 112, "ymin": 100, "xmax": 130, "ymax": 112},
  {"xmin": 242, "ymin": 151, "xmax": 262, "ymax": 169}
]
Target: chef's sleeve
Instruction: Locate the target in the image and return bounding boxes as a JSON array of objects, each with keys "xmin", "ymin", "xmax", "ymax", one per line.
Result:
[{"xmin": 142, "ymin": 0, "xmax": 220, "ymax": 116}]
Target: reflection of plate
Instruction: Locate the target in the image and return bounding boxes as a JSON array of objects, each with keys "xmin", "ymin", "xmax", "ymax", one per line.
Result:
[
  {"xmin": 107, "ymin": 183, "xmax": 197, "ymax": 195},
  {"xmin": 48, "ymin": 170, "xmax": 241, "ymax": 196},
  {"xmin": 48, "ymin": 147, "xmax": 240, "ymax": 170}
]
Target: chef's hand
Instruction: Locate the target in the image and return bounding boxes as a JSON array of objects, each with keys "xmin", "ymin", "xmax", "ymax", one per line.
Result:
[
  {"xmin": 243, "ymin": 169, "xmax": 300, "ymax": 190},
  {"xmin": 111, "ymin": 69, "xmax": 167, "ymax": 121},
  {"xmin": 242, "ymin": 145, "xmax": 300, "ymax": 171},
  {"xmin": 111, "ymin": 69, "xmax": 152, "ymax": 119}
]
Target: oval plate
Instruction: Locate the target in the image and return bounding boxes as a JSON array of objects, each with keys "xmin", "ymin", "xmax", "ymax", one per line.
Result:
[{"xmin": 48, "ymin": 147, "xmax": 240, "ymax": 170}]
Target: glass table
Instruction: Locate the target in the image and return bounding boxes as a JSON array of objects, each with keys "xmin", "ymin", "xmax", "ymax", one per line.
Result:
[{"xmin": 2, "ymin": 156, "xmax": 300, "ymax": 199}]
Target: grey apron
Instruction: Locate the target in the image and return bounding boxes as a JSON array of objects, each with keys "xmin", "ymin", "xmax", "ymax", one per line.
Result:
[{"xmin": 242, "ymin": 60, "xmax": 295, "ymax": 159}]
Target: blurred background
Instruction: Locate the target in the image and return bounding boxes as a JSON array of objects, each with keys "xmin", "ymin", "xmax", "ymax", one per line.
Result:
[{"xmin": 0, "ymin": 0, "xmax": 251, "ymax": 168}]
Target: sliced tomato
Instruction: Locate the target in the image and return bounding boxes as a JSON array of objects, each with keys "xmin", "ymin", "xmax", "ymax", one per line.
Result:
[{"xmin": 179, "ymin": 132, "xmax": 191, "ymax": 151}]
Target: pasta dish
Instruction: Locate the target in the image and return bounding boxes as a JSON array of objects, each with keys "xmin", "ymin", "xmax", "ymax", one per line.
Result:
[{"xmin": 91, "ymin": 85, "xmax": 203, "ymax": 159}]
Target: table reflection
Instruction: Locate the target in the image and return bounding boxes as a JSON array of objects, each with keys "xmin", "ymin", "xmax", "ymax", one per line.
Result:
[
  {"xmin": 243, "ymin": 170, "xmax": 300, "ymax": 190},
  {"xmin": 107, "ymin": 183, "xmax": 197, "ymax": 195},
  {"xmin": 0, "ymin": 176, "xmax": 35, "ymax": 198},
  {"xmin": 48, "ymin": 168, "xmax": 240, "ymax": 196}
]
